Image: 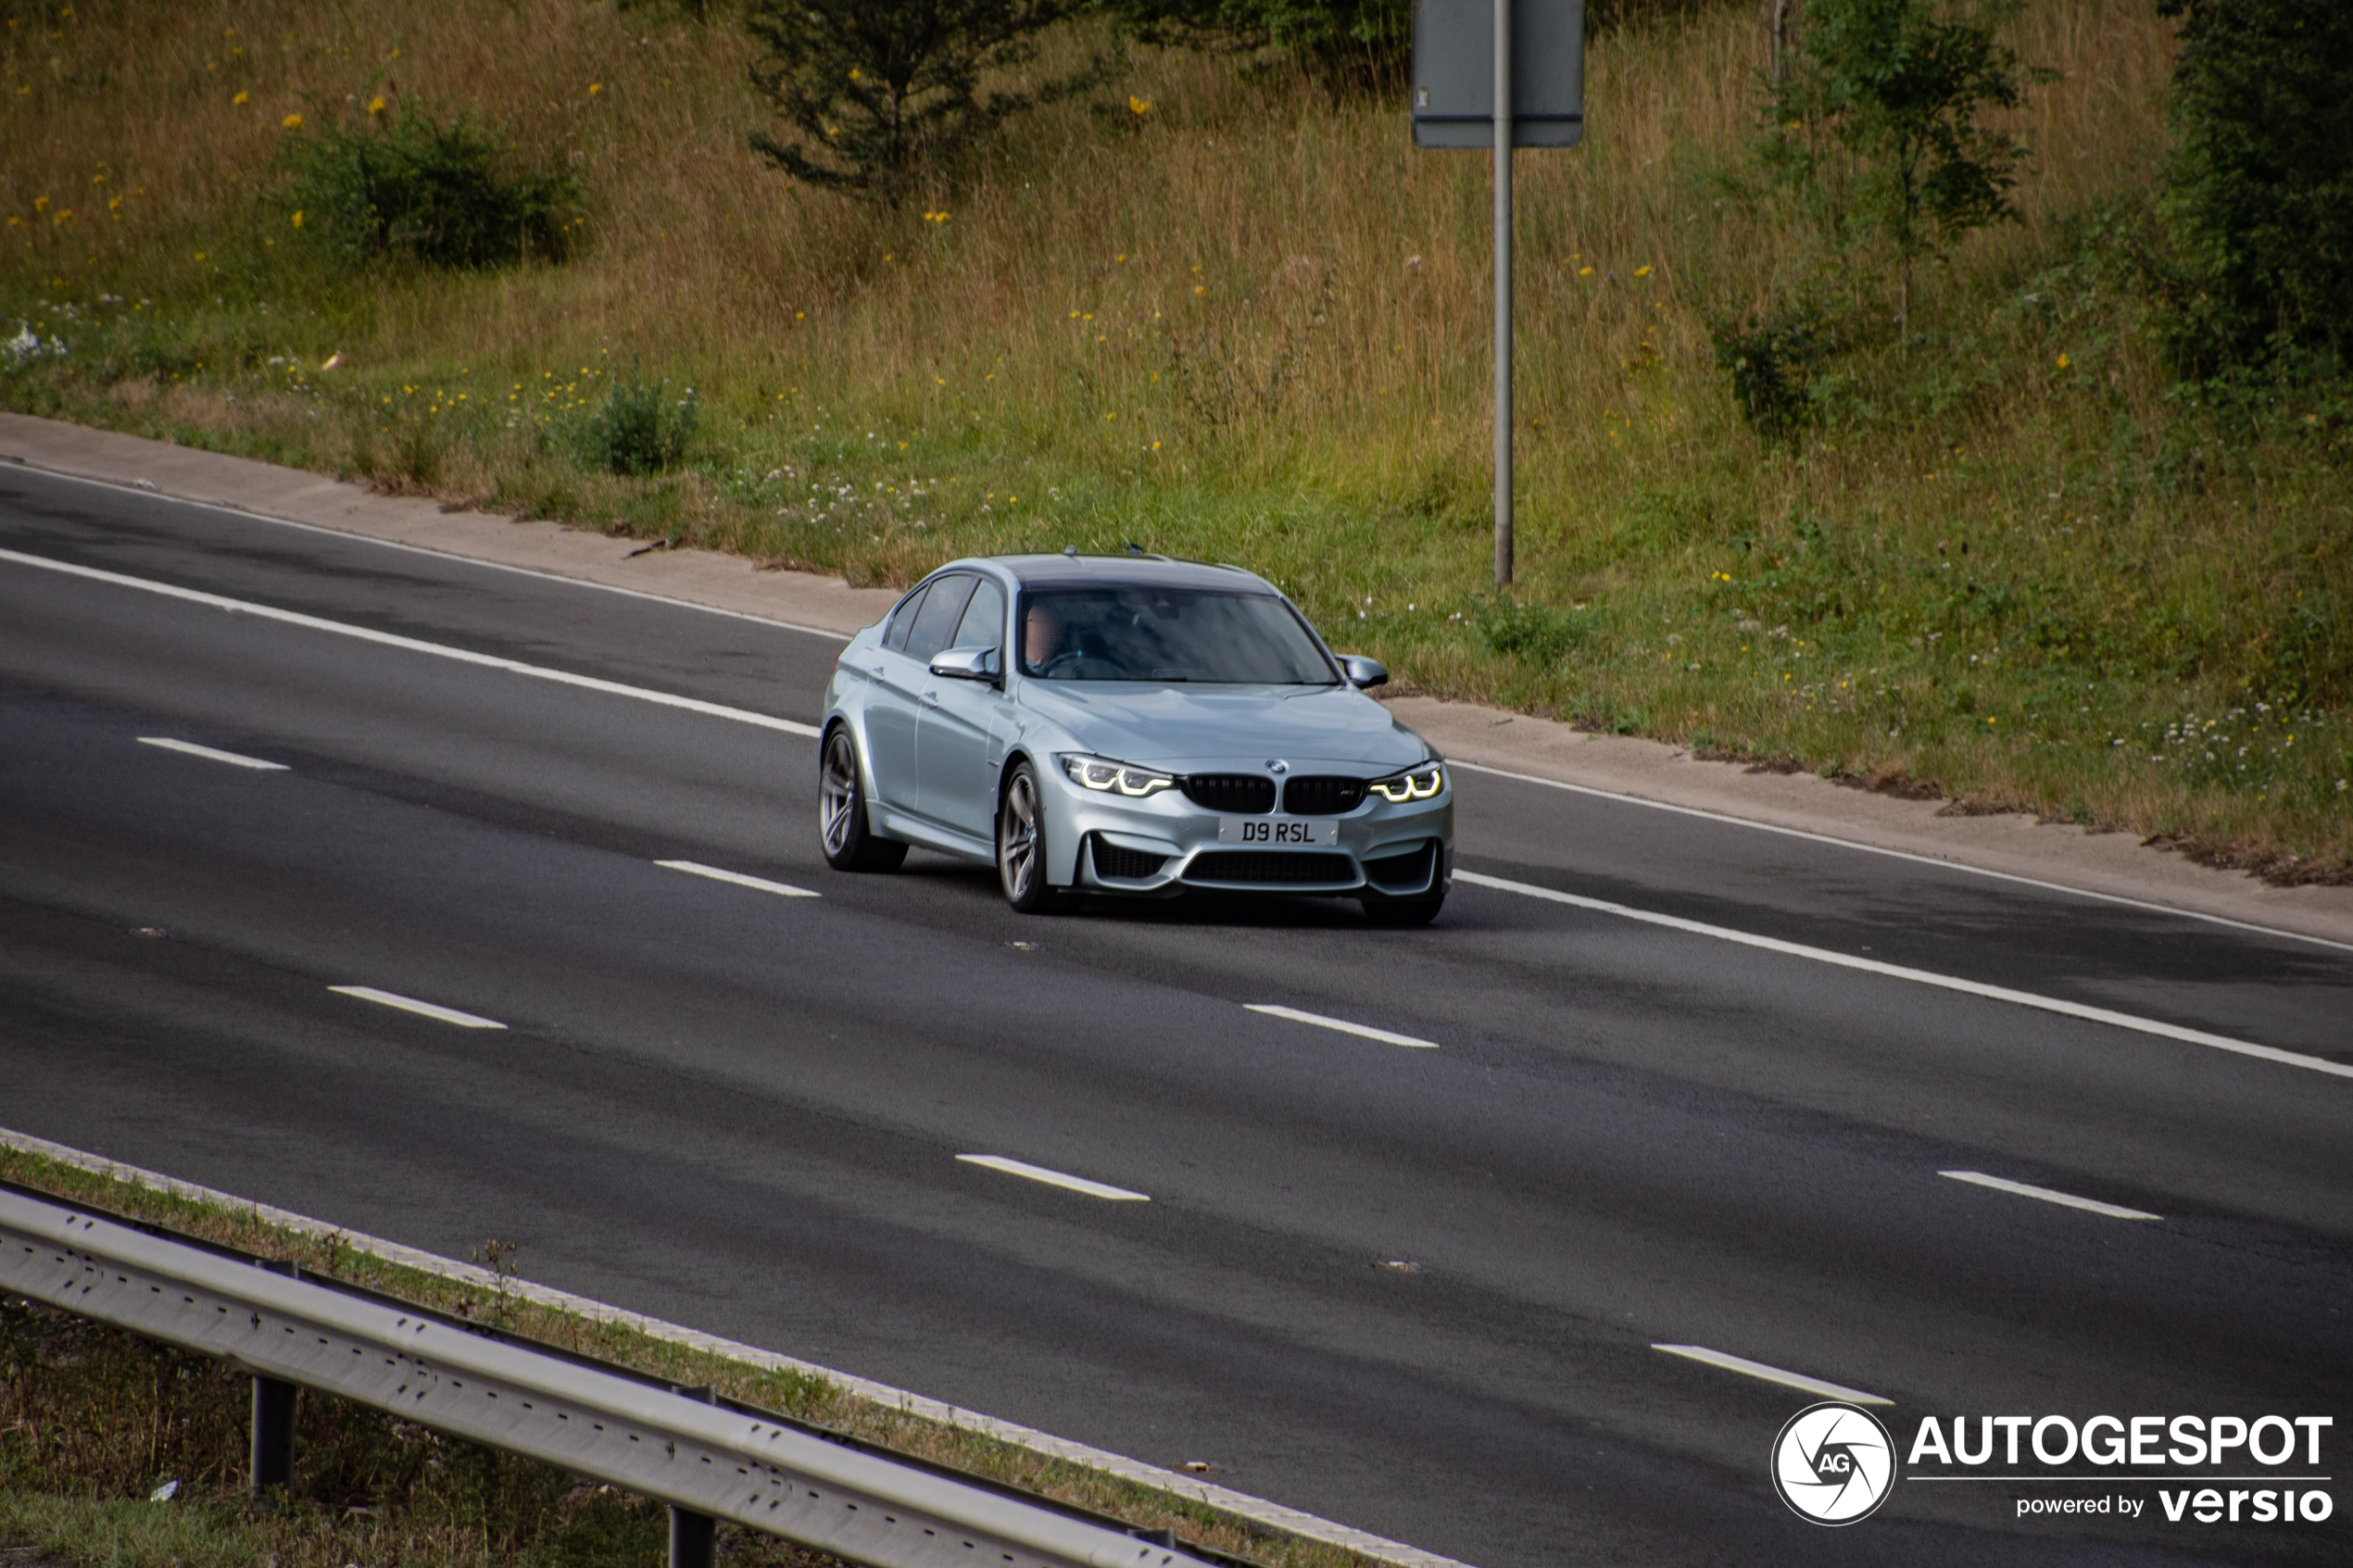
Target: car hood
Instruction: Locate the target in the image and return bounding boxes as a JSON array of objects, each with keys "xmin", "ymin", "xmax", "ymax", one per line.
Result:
[{"xmin": 1014, "ymin": 680, "xmax": 1431, "ymax": 772}]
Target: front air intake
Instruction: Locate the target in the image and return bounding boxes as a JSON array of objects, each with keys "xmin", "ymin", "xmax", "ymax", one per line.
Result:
[
  {"xmin": 1184, "ymin": 851, "xmax": 1357, "ymax": 886},
  {"xmin": 1091, "ymin": 838, "xmax": 1168, "ymax": 880}
]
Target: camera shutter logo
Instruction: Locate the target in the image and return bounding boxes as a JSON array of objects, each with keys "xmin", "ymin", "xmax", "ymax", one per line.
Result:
[{"xmin": 1772, "ymin": 1402, "xmax": 1896, "ymax": 1524}]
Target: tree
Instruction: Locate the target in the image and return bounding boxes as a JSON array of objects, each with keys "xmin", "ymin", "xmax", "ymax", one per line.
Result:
[
  {"xmin": 1768, "ymin": 0, "xmax": 2043, "ymax": 334},
  {"xmin": 2157, "ymin": 0, "xmax": 2353, "ymax": 371},
  {"xmin": 747, "ymin": 0, "xmax": 1103, "ymax": 206}
]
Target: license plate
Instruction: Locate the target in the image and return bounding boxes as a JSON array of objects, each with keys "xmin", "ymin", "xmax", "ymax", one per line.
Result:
[{"xmin": 1218, "ymin": 817, "xmax": 1338, "ymax": 847}]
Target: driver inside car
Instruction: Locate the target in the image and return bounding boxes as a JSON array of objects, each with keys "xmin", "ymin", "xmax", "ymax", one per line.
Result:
[{"xmin": 1023, "ymin": 599, "xmax": 1066, "ymax": 673}]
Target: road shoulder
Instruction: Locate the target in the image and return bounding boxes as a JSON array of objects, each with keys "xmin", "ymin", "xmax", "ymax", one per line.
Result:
[{"xmin": 6, "ymin": 408, "xmax": 2348, "ymax": 949}]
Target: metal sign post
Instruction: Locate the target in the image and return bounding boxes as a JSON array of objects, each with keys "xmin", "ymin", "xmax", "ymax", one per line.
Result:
[{"xmin": 1413, "ymin": 0, "xmax": 1584, "ymax": 589}]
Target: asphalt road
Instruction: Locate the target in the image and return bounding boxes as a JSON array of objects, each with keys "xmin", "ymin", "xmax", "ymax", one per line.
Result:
[{"xmin": 4, "ymin": 464, "xmax": 2348, "ymax": 1567}]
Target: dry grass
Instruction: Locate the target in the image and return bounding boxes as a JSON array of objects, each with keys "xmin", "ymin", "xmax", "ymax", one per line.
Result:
[{"xmin": 3, "ymin": 0, "xmax": 2347, "ymax": 873}]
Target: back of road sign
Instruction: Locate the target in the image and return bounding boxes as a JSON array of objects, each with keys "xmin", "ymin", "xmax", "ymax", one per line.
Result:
[{"xmin": 1412, "ymin": 0, "xmax": 1585, "ymax": 148}]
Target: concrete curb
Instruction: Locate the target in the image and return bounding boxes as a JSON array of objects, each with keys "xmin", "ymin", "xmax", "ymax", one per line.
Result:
[{"xmin": 5, "ymin": 409, "xmax": 2348, "ymax": 949}]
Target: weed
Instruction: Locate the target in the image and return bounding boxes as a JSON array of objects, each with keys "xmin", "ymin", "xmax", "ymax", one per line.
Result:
[
  {"xmin": 282, "ymin": 106, "xmax": 578, "ymax": 270},
  {"xmin": 576, "ymin": 369, "xmax": 698, "ymax": 477}
]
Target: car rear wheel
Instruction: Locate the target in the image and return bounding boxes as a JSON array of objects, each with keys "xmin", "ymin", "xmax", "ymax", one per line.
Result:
[
  {"xmin": 819, "ymin": 725, "xmax": 907, "ymax": 872},
  {"xmin": 997, "ymin": 760, "xmax": 1066, "ymax": 913}
]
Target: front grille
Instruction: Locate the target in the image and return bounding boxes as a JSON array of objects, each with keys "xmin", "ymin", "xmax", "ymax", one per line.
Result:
[
  {"xmin": 1283, "ymin": 776, "xmax": 1367, "ymax": 816},
  {"xmin": 1185, "ymin": 851, "xmax": 1357, "ymax": 885},
  {"xmin": 1363, "ymin": 840, "xmax": 1437, "ymax": 893},
  {"xmin": 1181, "ymin": 773, "xmax": 1276, "ymax": 814},
  {"xmin": 1091, "ymin": 838, "xmax": 1167, "ymax": 880}
]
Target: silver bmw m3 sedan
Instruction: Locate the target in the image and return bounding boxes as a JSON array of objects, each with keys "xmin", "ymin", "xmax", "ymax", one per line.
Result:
[{"xmin": 817, "ymin": 553, "xmax": 1453, "ymax": 922}]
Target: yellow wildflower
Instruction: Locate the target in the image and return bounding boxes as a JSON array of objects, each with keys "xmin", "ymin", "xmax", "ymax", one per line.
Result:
[
  {"xmin": 282, "ymin": 113, "xmax": 302, "ymax": 131},
  {"xmin": 367, "ymin": 95, "xmax": 385, "ymax": 115},
  {"xmin": 291, "ymin": 209, "xmax": 304, "ymax": 228},
  {"xmin": 1129, "ymin": 95, "xmax": 1151, "ymax": 117},
  {"xmin": 588, "ymin": 82, "xmax": 601, "ymax": 95},
  {"xmin": 233, "ymin": 91, "xmax": 249, "ymax": 106}
]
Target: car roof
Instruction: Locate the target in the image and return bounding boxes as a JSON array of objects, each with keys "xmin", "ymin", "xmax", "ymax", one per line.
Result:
[{"xmin": 947, "ymin": 554, "xmax": 1279, "ymax": 595}]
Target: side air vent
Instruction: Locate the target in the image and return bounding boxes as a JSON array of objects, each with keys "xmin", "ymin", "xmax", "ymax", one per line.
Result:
[
  {"xmin": 1091, "ymin": 839, "xmax": 1168, "ymax": 880},
  {"xmin": 1282, "ymin": 776, "xmax": 1367, "ymax": 816},
  {"xmin": 1180, "ymin": 774, "xmax": 1277, "ymax": 814}
]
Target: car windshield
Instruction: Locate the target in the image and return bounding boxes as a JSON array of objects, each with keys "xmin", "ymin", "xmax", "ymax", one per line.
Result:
[{"xmin": 1018, "ymin": 587, "xmax": 1338, "ymax": 684}]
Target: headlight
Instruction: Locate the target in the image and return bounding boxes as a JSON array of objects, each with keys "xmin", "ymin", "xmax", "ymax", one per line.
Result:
[
  {"xmin": 1368, "ymin": 763, "xmax": 1445, "ymax": 802},
  {"xmin": 1060, "ymin": 754, "xmax": 1176, "ymax": 798}
]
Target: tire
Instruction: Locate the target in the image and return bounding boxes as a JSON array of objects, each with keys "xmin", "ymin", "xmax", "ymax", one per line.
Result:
[
  {"xmin": 1360, "ymin": 882, "xmax": 1446, "ymax": 927},
  {"xmin": 819, "ymin": 724, "xmax": 907, "ymax": 872},
  {"xmin": 996, "ymin": 759, "xmax": 1066, "ymax": 913}
]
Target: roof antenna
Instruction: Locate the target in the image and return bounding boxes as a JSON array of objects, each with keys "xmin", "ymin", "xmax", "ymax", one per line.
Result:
[
  {"xmin": 1124, "ymin": 541, "xmax": 1143, "ymax": 555},
  {"xmin": 1063, "ymin": 545, "xmax": 1079, "ymax": 557}
]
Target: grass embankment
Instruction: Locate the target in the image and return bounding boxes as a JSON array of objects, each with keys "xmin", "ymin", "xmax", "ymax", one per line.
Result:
[
  {"xmin": 1, "ymin": 0, "xmax": 2347, "ymax": 873},
  {"xmin": 0, "ymin": 1145, "xmax": 1340, "ymax": 1568}
]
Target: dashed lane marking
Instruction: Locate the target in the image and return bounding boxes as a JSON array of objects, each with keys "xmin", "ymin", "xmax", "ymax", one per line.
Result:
[
  {"xmin": 655, "ymin": 859, "xmax": 821, "ymax": 898},
  {"xmin": 955, "ymin": 1155, "xmax": 1150, "ymax": 1202},
  {"xmin": 329, "ymin": 985, "xmax": 508, "ymax": 1030},
  {"xmin": 1941, "ymin": 1170, "xmax": 2162, "ymax": 1222},
  {"xmin": 137, "ymin": 735, "xmax": 288, "ymax": 771},
  {"xmin": 1244, "ymin": 1004, "xmax": 1437, "ymax": 1049},
  {"xmin": 1652, "ymin": 1344, "xmax": 1893, "ymax": 1406}
]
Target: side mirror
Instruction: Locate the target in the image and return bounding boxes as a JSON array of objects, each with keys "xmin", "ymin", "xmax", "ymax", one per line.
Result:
[
  {"xmin": 1338, "ymin": 654, "xmax": 1389, "ymax": 690},
  {"xmin": 930, "ymin": 645, "xmax": 1002, "ymax": 683}
]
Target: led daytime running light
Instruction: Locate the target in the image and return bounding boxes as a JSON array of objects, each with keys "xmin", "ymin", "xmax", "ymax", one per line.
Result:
[
  {"xmin": 1368, "ymin": 764, "xmax": 1445, "ymax": 803},
  {"xmin": 1062, "ymin": 754, "xmax": 1175, "ymax": 798}
]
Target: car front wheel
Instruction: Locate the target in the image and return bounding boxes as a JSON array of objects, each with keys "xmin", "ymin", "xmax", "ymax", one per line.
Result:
[
  {"xmin": 819, "ymin": 725, "xmax": 907, "ymax": 872},
  {"xmin": 997, "ymin": 760, "xmax": 1066, "ymax": 913}
]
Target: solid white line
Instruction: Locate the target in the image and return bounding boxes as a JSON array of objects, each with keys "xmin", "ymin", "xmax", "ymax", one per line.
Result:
[
  {"xmin": 9, "ymin": 459, "xmax": 854, "ymax": 641},
  {"xmin": 1448, "ymin": 759, "xmax": 2353, "ymax": 957},
  {"xmin": 1454, "ymin": 868, "xmax": 2353, "ymax": 1082},
  {"xmin": 955, "ymin": 1155, "xmax": 1150, "ymax": 1202},
  {"xmin": 0, "ymin": 547, "xmax": 822, "ymax": 738},
  {"xmin": 328, "ymin": 985, "xmax": 508, "ymax": 1030},
  {"xmin": 1652, "ymin": 1344, "xmax": 1893, "ymax": 1406},
  {"xmin": 1940, "ymin": 1170, "xmax": 2162, "ymax": 1222},
  {"xmin": 655, "ymin": 859, "xmax": 821, "ymax": 898},
  {"xmin": 0, "ymin": 1123, "xmax": 1467, "ymax": 1568},
  {"xmin": 137, "ymin": 735, "xmax": 288, "ymax": 771},
  {"xmin": 1244, "ymin": 1004, "xmax": 1438, "ymax": 1049}
]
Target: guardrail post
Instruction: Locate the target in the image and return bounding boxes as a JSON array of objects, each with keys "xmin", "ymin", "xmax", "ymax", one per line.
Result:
[
  {"xmin": 669, "ymin": 1386, "xmax": 717, "ymax": 1568},
  {"xmin": 251, "ymin": 1260, "xmax": 300, "ymax": 1498}
]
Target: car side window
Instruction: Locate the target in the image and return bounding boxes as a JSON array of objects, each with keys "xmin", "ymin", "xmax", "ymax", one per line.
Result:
[
  {"xmin": 950, "ymin": 579, "xmax": 1004, "ymax": 656},
  {"xmin": 883, "ymin": 583, "xmax": 931, "ymax": 652},
  {"xmin": 904, "ymin": 574, "xmax": 977, "ymax": 662}
]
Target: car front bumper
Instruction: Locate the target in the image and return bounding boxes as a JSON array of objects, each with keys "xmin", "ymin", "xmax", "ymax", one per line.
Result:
[{"xmin": 1042, "ymin": 766, "xmax": 1453, "ymax": 897}]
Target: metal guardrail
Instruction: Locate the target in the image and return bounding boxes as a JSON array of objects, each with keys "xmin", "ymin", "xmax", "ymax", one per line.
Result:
[{"xmin": 0, "ymin": 1185, "xmax": 1199, "ymax": 1568}]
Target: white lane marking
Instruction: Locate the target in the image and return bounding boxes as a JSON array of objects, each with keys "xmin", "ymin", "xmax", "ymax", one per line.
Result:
[
  {"xmin": 329, "ymin": 985, "xmax": 507, "ymax": 1030},
  {"xmin": 655, "ymin": 859, "xmax": 821, "ymax": 898},
  {"xmin": 137, "ymin": 735, "xmax": 288, "ymax": 771},
  {"xmin": 1940, "ymin": 1170, "xmax": 2162, "ymax": 1222},
  {"xmin": 955, "ymin": 1155, "xmax": 1150, "ymax": 1202},
  {"xmin": 1449, "ymin": 759, "xmax": 2353, "ymax": 957},
  {"xmin": 11, "ymin": 461, "xmax": 854, "ymax": 642},
  {"xmin": 1245, "ymin": 1004, "xmax": 1437, "ymax": 1049},
  {"xmin": 1455, "ymin": 869, "xmax": 2353, "ymax": 1082},
  {"xmin": 0, "ymin": 547, "xmax": 822, "ymax": 738},
  {"xmin": 1652, "ymin": 1344, "xmax": 1893, "ymax": 1406}
]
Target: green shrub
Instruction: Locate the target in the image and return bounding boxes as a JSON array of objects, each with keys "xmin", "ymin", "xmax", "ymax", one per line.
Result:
[
  {"xmin": 2157, "ymin": 0, "xmax": 2353, "ymax": 371},
  {"xmin": 576, "ymin": 370, "xmax": 698, "ymax": 477},
  {"xmin": 1707, "ymin": 302, "xmax": 1831, "ymax": 442},
  {"xmin": 283, "ymin": 107, "xmax": 578, "ymax": 270},
  {"xmin": 1477, "ymin": 597, "xmax": 1593, "ymax": 662}
]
